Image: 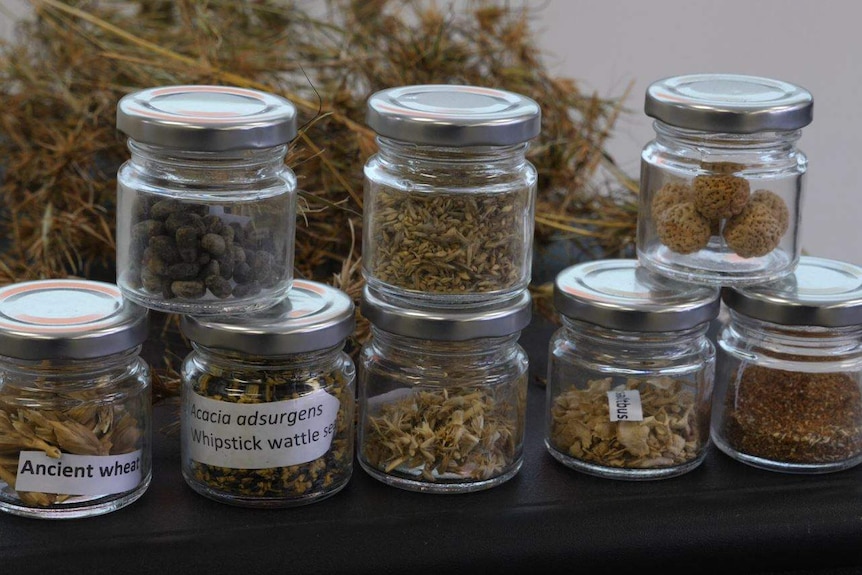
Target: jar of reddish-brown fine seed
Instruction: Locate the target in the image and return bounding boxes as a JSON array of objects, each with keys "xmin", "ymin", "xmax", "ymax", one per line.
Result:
[{"xmin": 712, "ymin": 256, "xmax": 862, "ymax": 473}]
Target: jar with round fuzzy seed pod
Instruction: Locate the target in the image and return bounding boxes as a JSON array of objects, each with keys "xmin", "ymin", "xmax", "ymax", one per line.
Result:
[{"xmin": 637, "ymin": 74, "xmax": 812, "ymax": 287}]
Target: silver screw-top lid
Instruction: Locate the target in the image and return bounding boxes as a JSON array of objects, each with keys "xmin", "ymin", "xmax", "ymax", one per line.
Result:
[
  {"xmin": 361, "ymin": 287, "xmax": 531, "ymax": 341},
  {"xmin": 181, "ymin": 280, "xmax": 355, "ymax": 355},
  {"xmin": 0, "ymin": 280, "xmax": 149, "ymax": 360},
  {"xmin": 117, "ymin": 85, "xmax": 298, "ymax": 151},
  {"xmin": 645, "ymin": 73, "xmax": 813, "ymax": 133},
  {"xmin": 366, "ymin": 84, "xmax": 541, "ymax": 146},
  {"xmin": 722, "ymin": 256, "xmax": 862, "ymax": 327},
  {"xmin": 554, "ymin": 259, "xmax": 720, "ymax": 331}
]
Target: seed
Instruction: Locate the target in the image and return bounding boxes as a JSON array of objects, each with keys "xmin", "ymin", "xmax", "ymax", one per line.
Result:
[
  {"xmin": 201, "ymin": 233, "xmax": 227, "ymax": 257},
  {"xmin": 171, "ymin": 280, "xmax": 206, "ymax": 299},
  {"xmin": 367, "ymin": 186, "xmax": 529, "ymax": 294},
  {"xmin": 127, "ymin": 196, "xmax": 288, "ymax": 301}
]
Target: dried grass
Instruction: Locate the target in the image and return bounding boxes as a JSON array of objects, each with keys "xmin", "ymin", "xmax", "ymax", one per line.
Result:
[{"xmin": 0, "ymin": 0, "xmax": 637, "ymax": 399}]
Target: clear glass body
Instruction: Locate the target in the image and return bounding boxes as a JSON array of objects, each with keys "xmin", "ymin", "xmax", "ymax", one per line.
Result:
[
  {"xmin": 117, "ymin": 141, "xmax": 297, "ymax": 315},
  {"xmin": 362, "ymin": 137, "xmax": 537, "ymax": 306},
  {"xmin": 180, "ymin": 343, "xmax": 355, "ymax": 507},
  {"xmin": 545, "ymin": 318, "xmax": 715, "ymax": 480},
  {"xmin": 712, "ymin": 310, "xmax": 862, "ymax": 473},
  {"xmin": 0, "ymin": 349, "xmax": 151, "ymax": 519},
  {"xmin": 637, "ymin": 121, "xmax": 806, "ymax": 286},
  {"xmin": 358, "ymin": 327, "xmax": 528, "ymax": 493}
]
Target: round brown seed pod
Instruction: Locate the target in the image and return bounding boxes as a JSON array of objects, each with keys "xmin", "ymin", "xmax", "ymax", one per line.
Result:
[
  {"xmin": 723, "ymin": 202, "xmax": 783, "ymax": 258},
  {"xmin": 749, "ymin": 189, "xmax": 790, "ymax": 235},
  {"xmin": 693, "ymin": 174, "xmax": 750, "ymax": 220},
  {"xmin": 651, "ymin": 182, "xmax": 693, "ymax": 221},
  {"xmin": 699, "ymin": 161, "xmax": 746, "ymax": 175},
  {"xmin": 656, "ymin": 201, "xmax": 711, "ymax": 254}
]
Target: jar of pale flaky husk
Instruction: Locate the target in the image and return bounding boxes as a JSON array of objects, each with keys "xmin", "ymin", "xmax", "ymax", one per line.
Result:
[
  {"xmin": 546, "ymin": 259, "xmax": 719, "ymax": 480},
  {"xmin": 713, "ymin": 256, "xmax": 862, "ymax": 473},
  {"xmin": 180, "ymin": 280, "xmax": 355, "ymax": 507},
  {"xmin": 358, "ymin": 286, "xmax": 531, "ymax": 493},
  {"xmin": 0, "ymin": 280, "xmax": 151, "ymax": 519},
  {"xmin": 362, "ymin": 84, "xmax": 540, "ymax": 307}
]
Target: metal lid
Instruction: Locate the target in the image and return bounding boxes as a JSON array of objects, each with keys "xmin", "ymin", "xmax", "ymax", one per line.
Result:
[
  {"xmin": 645, "ymin": 74, "xmax": 813, "ymax": 133},
  {"xmin": 554, "ymin": 259, "xmax": 720, "ymax": 331},
  {"xmin": 117, "ymin": 85, "xmax": 298, "ymax": 151},
  {"xmin": 360, "ymin": 287, "xmax": 531, "ymax": 341},
  {"xmin": 181, "ymin": 280, "xmax": 355, "ymax": 355},
  {"xmin": 366, "ymin": 84, "xmax": 541, "ymax": 146},
  {"xmin": 722, "ymin": 256, "xmax": 862, "ymax": 327},
  {"xmin": 0, "ymin": 280, "xmax": 149, "ymax": 360}
]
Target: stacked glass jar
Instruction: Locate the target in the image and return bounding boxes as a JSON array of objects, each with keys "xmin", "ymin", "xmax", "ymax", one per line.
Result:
[
  {"xmin": 545, "ymin": 72, "xmax": 862, "ymax": 479},
  {"xmin": 637, "ymin": 73, "xmax": 813, "ymax": 287},
  {"xmin": 358, "ymin": 84, "xmax": 542, "ymax": 493},
  {"xmin": 114, "ymin": 85, "xmax": 358, "ymax": 507},
  {"xmin": 0, "ymin": 280, "xmax": 152, "ymax": 519},
  {"xmin": 543, "ymin": 73, "xmax": 861, "ymax": 479},
  {"xmin": 115, "ymin": 85, "xmax": 300, "ymax": 317},
  {"xmin": 545, "ymin": 259, "xmax": 720, "ymax": 480}
]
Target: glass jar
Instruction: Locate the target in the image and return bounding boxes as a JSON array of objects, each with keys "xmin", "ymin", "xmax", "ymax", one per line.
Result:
[
  {"xmin": 180, "ymin": 280, "xmax": 356, "ymax": 507},
  {"xmin": 358, "ymin": 286, "xmax": 531, "ymax": 493},
  {"xmin": 362, "ymin": 84, "xmax": 540, "ymax": 307},
  {"xmin": 712, "ymin": 256, "xmax": 862, "ymax": 473},
  {"xmin": 0, "ymin": 280, "xmax": 151, "ymax": 519},
  {"xmin": 637, "ymin": 74, "xmax": 813, "ymax": 286},
  {"xmin": 546, "ymin": 259, "xmax": 720, "ymax": 480},
  {"xmin": 116, "ymin": 85, "xmax": 298, "ymax": 315}
]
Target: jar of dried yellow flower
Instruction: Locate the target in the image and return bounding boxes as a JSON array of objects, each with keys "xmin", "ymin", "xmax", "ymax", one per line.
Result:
[
  {"xmin": 0, "ymin": 280, "xmax": 151, "ymax": 518},
  {"xmin": 546, "ymin": 259, "xmax": 719, "ymax": 480}
]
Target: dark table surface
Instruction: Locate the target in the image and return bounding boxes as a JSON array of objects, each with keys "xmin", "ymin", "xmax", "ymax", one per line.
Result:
[{"xmin": 2, "ymin": 315, "xmax": 862, "ymax": 575}]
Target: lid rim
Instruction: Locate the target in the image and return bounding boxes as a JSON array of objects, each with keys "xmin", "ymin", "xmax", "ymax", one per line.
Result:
[
  {"xmin": 360, "ymin": 288, "xmax": 532, "ymax": 340},
  {"xmin": 721, "ymin": 257, "xmax": 862, "ymax": 327},
  {"xmin": 644, "ymin": 73, "xmax": 813, "ymax": 133},
  {"xmin": 553, "ymin": 260, "xmax": 721, "ymax": 331},
  {"xmin": 116, "ymin": 85, "xmax": 299, "ymax": 151},
  {"xmin": 180, "ymin": 280, "xmax": 355, "ymax": 355},
  {"xmin": 0, "ymin": 281, "xmax": 149, "ymax": 360},
  {"xmin": 366, "ymin": 84, "xmax": 541, "ymax": 147}
]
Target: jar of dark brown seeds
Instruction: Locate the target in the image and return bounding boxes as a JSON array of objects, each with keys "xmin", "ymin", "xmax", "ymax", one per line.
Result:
[
  {"xmin": 180, "ymin": 280, "xmax": 355, "ymax": 507},
  {"xmin": 358, "ymin": 286, "xmax": 531, "ymax": 493},
  {"xmin": 362, "ymin": 84, "xmax": 540, "ymax": 307},
  {"xmin": 116, "ymin": 85, "xmax": 298, "ymax": 315},
  {"xmin": 713, "ymin": 256, "xmax": 862, "ymax": 473},
  {"xmin": 0, "ymin": 280, "xmax": 151, "ymax": 519},
  {"xmin": 546, "ymin": 259, "xmax": 720, "ymax": 480},
  {"xmin": 638, "ymin": 74, "xmax": 813, "ymax": 286}
]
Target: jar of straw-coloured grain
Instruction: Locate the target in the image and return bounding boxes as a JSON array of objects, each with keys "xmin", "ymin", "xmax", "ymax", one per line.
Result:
[
  {"xmin": 358, "ymin": 286, "xmax": 531, "ymax": 493},
  {"xmin": 0, "ymin": 280, "xmax": 151, "ymax": 519},
  {"xmin": 362, "ymin": 84, "xmax": 540, "ymax": 307},
  {"xmin": 180, "ymin": 280, "xmax": 355, "ymax": 507},
  {"xmin": 713, "ymin": 256, "xmax": 862, "ymax": 473}
]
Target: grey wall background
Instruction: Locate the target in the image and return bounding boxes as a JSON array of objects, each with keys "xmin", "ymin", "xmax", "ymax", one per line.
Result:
[
  {"xmin": 537, "ymin": 1, "xmax": 860, "ymax": 265},
  {"xmin": 2, "ymin": 0, "xmax": 859, "ymax": 264}
]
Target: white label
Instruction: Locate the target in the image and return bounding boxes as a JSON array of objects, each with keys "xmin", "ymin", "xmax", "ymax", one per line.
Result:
[
  {"xmin": 15, "ymin": 450, "xmax": 143, "ymax": 496},
  {"xmin": 607, "ymin": 389, "xmax": 644, "ymax": 422},
  {"xmin": 184, "ymin": 390, "xmax": 340, "ymax": 469}
]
